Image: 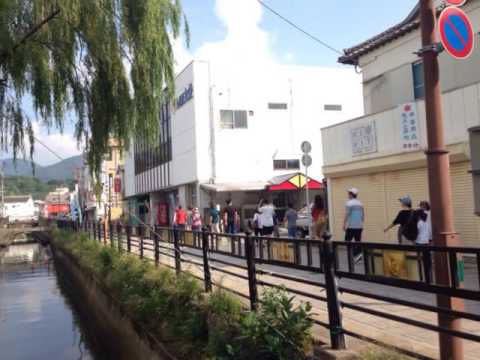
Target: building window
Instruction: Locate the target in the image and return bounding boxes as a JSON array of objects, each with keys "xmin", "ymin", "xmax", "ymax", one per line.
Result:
[
  {"xmin": 220, "ymin": 110, "xmax": 248, "ymax": 129},
  {"xmin": 273, "ymin": 159, "xmax": 300, "ymax": 170},
  {"xmin": 412, "ymin": 61, "xmax": 425, "ymax": 99},
  {"xmin": 268, "ymin": 102, "xmax": 288, "ymax": 110},
  {"xmin": 324, "ymin": 104, "xmax": 342, "ymax": 111}
]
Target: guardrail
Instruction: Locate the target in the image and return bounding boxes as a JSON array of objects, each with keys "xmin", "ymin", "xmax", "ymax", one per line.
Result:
[{"xmin": 58, "ymin": 220, "xmax": 480, "ymax": 356}]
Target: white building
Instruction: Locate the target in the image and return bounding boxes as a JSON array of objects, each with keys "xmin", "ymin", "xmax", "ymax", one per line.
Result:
[
  {"xmin": 124, "ymin": 60, "xmax": 363, "ymax": 226},
  {"xmin": 4, "ymin": 195, "xmax": 36, "ymax": 223},
  {"xmin": 322, "ymin": 0, "xmax": 480, "ymax": 245}
]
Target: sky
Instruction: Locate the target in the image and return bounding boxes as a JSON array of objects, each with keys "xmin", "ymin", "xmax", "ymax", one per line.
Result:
[{"xmin": 5, "ymin": 0, "xmax": 418, "ymax": 166}]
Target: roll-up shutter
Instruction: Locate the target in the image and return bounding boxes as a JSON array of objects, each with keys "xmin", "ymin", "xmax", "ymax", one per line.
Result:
[{"xmin": 330, "ymin": 173, "xmax": 387, "ymax": 242}]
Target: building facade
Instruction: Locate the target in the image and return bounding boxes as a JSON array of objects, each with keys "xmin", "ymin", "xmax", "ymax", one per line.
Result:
[
  {"xmin": 3, "ymin": 195, "xmax": 36, "ymax": 222},
  {"xmin": 124, "ymin": 60, "xmax": 364, "ymax": 226},
  {"xmin": 78, "ymin": 140, "xmax": 125, "ymax": 222},
  {"xmin": 322, "ymin": 0, "xmax": 480, "ymax": 245}
]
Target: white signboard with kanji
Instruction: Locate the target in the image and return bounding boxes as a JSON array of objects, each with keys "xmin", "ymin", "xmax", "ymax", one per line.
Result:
[
  {"xmin": 400, "ymin": 102, "xmax": 420, "ymax": 151},
  {"xmin": 351, "ymin": 121, "xmax": 377, "ymax": 156}
]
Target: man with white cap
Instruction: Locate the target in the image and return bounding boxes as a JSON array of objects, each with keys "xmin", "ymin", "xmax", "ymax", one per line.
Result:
[{"xmin": 344, "ymin": 188, "xmax": 365, "ymax": 261}]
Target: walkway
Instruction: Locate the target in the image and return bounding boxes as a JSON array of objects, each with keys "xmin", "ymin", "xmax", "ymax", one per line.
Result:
[{"xmin": 123, "ymin": 234, "xmax": 480, "ymax": 360}]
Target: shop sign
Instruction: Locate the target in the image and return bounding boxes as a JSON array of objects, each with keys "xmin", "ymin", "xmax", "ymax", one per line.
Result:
[
  {"xmin": 157, "ymin": 203, "xmax": 169, "ymax": 226},
  {"xmin": 114, "ymin": 177, "xmax": 121, "ymax": 193},
  {"xmin": 176, "ymin": 83, "xmax": 193, "ymax": 109},
  {"xmin": 351, "ymin": 121, "xmax": 377, "ymax": 156},
  {"xmin": 400, "ymin": 102, "xmax": 420, "ymax": 151}
]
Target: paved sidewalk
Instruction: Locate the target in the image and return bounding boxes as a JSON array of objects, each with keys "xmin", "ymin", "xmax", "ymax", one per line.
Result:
[{"xmin": 125, "ymin": 236, "xmax": 480, "ymax": 360}]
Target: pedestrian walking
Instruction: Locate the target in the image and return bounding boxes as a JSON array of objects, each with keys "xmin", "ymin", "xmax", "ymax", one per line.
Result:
[
  {"xmin": 252, "ymin": 210, "xmax": 262, "ymax": 236},
  {"xmin": 209, "ymin": 202, "xmax": 220, "ymax": 233},
  {"xmin": 258, "ymin": 198, "xmax": 275, "ymax": 236},
  {"xmin": 419, "ymin": 201, "xmax": 432, "ymax": 243},
  {"xmin": 191, "ymin": 207, "xmax": 202, "ymax": 232},
  {"xmin": 343, "ymin": 188, "xmax": 364, "ymax": 261},
  {"xmin": 311, "ymin": 195, "xmax": 327, "ymax": 240},
  {"xmin": 223, "ymin": 200, "xmax": 238, "ymax": 234},
  {"xmin": 384, "ymin": 195, "xmax": 418, "ymax": 244},
  {"xmin": 415, "ymin": 209, "xmax": 430, "ymax": 245},
  {"xmin": 284, "ymin": 203, "xmax": 298, "ymax": 238},
  {"xmin": 186, "ymin": 206, "xmax": 193, "ymax": 230},
  {"xmin": 173, "ymin": 205, "xmax": 187, "ymax": 244}
]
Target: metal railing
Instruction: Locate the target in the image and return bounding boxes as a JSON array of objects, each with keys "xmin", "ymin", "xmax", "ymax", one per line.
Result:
[{"xmin": 58, "ymin": 220, "xmax": 480, "ymax": 356}]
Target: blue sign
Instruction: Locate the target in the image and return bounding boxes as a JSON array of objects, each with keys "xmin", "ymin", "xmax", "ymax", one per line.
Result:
[
  {"xmin": 176, "ymin": 84, "xmax": 193, "ymax": 109},
  {"xmin": 439, "ymin": 6, "xmax": 474, "ymax": 59}
]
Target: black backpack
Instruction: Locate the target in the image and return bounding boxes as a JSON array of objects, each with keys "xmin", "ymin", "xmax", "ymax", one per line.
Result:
[{"xmin": 401, "ymin": 210, "xmax": 418, "ymax": 241}]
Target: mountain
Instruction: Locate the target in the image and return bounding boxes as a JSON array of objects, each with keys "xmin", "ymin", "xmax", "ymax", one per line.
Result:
[{"xmin": 2, "ymin": 155, "xmax": 83, "ymax": 181}]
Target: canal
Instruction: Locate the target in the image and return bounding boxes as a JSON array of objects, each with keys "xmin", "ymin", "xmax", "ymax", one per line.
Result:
[{"xmin": 0, "ymin": 242, "xmax": 108, "ymax": 359}]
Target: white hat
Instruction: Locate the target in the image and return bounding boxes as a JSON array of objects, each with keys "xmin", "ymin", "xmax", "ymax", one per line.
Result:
[{"xmin": 348, "ymin": 187, "xmax": 359, "ymax": 195}]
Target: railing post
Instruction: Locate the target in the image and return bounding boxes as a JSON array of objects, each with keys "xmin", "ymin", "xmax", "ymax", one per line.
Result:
[
  {"xmin": 117, "ymin": 223, "xmax": 122, "ymax": 253},
  {"xmin": 98, "ymin": 222, "xmax": 102, "ymax": 243},
  {"xmin": 322, "ymin": 233, "xmax": 346, "ymax": 350},
  {"xmin": 154, "ymin": 226, "xmax": 160, "ymax": 266},
  {"xmin": 140, "ymin": 226, "xmax": 144, "ymax": 259},
  {"xmin": 174, "ymin": 226, "xmax": 182, "ymax": 275},
  {"xmin": 126, "ymin": 225, "xmax": 132, "ymax": 253},
  {"xmin": 109, "ymin": 221, "xmax": 114, "ymax": 248},
  {"xmin": 202, "ymin": 227, "xmax": 212, "ymax": 292},
  {"xmin": 93, "ymin": 222, "xmax": 97, "ymax": 242},
  {"xmin": 245, "ymin": 232, "xmax": 258, "ymax": 311},
  {"xmin": 103, "ymin": 222, "xmax": 107, "ymax": 245}
]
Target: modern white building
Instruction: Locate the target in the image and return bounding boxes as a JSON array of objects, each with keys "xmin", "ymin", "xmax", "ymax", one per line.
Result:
[
  {"xmin": 4, "ymin": 195, "xmax": 36, "ymax": 223},
  {"xmin": 123, "ymin": 60, "xmax": 363, "ymax": 226}
]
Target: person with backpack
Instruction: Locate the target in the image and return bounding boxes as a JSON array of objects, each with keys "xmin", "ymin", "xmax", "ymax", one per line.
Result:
[{"xmin": 384, "ymin": 195, "xmax": 418, "ymax": 244}]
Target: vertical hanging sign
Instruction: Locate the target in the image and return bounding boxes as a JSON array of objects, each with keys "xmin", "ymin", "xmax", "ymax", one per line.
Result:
[{"xmin": 400, "ymin": 102, "xmax": 420, "ymax": 151}]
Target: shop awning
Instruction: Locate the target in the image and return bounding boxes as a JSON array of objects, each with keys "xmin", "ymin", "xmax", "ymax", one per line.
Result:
[
  {"xmin": 267, "ymin": 172, "xmax": 324, "ymax": 191},
  {"xmin": 201, "ymin": 181, "xmax": 268, "ymax": 192}
]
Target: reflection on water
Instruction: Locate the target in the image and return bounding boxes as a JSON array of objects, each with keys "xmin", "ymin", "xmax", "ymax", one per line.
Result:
[{"xmin": 0, "ymin": 243, "xmax": 97, "ymax": 360}]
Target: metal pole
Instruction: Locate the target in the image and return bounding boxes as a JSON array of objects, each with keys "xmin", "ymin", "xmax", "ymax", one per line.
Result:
[
  {"xmin": 201, "ymin": 227, "xmax": 212, "ymax": 292},
  {"xmin": 245, "ymin": 232, "xmax": 258, "ymax": 311},
  {"xmin": 419, "ymin": 1, "xmax": 464, "ymax": 359},
  {"xmin": 305, "ymin": 165, "xmax": 310, "ymax": 208}
]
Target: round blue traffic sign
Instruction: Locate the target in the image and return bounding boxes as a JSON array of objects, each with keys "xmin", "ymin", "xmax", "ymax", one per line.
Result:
[{"xmin": 439, "ymin": 6, "xmax": 474, "ymax": 59}]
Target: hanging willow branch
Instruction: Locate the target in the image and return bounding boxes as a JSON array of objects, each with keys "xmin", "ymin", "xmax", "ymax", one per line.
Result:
[{"xmin": 0, "ymin": 0, "xmax": 188, "ymax": 180}]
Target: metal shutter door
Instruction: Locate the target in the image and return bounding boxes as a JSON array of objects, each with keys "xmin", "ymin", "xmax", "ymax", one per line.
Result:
[{"xmin": 330, "ymin": 173, "xmax": 387, "ymax": 243}]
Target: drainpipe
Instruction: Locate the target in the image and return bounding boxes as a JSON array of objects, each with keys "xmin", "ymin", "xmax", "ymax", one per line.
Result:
[{"xmin": 208, "ymin": 62, "xmax": 217, "ymax": 184}]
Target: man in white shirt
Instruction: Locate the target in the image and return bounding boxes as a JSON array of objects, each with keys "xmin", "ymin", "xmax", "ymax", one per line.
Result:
[{"xmin": 258, "ymin": 199, "xmax": 275, "ymax": 236}]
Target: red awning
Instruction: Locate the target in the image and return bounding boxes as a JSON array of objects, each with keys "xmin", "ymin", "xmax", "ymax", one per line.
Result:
[{"xmin": 267, "ymin": 173, "xmax": 324, "ymax": 191}]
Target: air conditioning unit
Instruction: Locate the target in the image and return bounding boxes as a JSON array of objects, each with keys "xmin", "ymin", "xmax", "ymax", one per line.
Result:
[{"xmin": 469, "ymin": 126, "xmax": 480, "ymax": 216}]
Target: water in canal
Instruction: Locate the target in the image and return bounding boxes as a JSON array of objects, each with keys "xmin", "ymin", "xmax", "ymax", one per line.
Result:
[{"xmin": 0, "ymin": 242, "xmax": 105, "ymax": 359}]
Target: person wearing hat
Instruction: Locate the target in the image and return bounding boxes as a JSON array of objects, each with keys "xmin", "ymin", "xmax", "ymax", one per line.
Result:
[
  {"xmin": 384, "ymin": 195, "xmax": 418, "ymax": 244},
  {"xmin": 343, "ymin": 188, "xmax": 364, "ymax": 261}
]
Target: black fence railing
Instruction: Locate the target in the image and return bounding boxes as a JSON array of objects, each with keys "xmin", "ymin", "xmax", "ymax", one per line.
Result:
[{"xmin": 57, "ymin": 220, "xmax": 480, "ymax": 356}]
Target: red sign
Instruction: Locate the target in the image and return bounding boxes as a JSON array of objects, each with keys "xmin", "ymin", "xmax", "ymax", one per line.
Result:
[
  {"xmin": 445, "ymin": 0, "xmax": 467, "ymax": 6},
  {"xmin": 114, "ymin": 177, "xmax": 121, "ymax": 193},
  {"xmin": 438, "ymin": 6, "xmax": 474, "ymax": 59},
  {"xmin": 157, "ymin": 203, "xmax": 169, "ymax": 226}
]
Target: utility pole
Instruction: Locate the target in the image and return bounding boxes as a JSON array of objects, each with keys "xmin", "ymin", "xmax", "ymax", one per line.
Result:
[{"xmin": 419, "ymin": 1, "xmax": 464, "ymax": 359}]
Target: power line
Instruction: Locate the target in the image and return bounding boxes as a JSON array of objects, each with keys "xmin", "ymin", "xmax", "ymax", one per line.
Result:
[
  {"xmin": 33, "ymin": 135, "xmax": 64, "ymax": 162},
  {"xmin": 257, "ymin": 0, "xmax": 343, "ymax": 55}
]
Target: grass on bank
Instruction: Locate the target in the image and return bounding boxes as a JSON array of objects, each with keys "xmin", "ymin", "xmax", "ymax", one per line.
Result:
[{"xmin": 52, "ymin": 230, "xmax": 314, "ymax": 360}]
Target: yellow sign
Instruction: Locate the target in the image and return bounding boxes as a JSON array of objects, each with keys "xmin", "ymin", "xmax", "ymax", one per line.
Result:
[
  {"xmin": 272, "ymin": 242, "xmax": 295, "ymax": 263},
  {"xmin": 383, "ymin": 250, "xmax": 408, "ymax": 279}
]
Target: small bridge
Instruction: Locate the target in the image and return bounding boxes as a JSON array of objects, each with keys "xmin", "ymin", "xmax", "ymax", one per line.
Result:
[{"xmin": 0, "ymin": 227, "xmax": 49, "ymax": 248}]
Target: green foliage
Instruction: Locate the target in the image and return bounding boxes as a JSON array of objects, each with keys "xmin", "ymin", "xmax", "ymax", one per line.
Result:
[
  {"xmin": 4, "ymin": 175, "xmax": 74, "ymax": 199},
  {"xmin": 52, "ymin": 231, "xmax": 314, "ymax": 360},
  {"xmin": 0, "ymin": 0, "xmax": 188, "ymax": 180}
]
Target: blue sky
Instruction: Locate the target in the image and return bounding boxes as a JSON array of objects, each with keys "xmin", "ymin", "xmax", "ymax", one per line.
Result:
[
  {"xmin": 12, "ymin": 0, "xmax": 419, "ymax": 166},
  {"xmin": 182, "ymin": 0, "xmax": 418, "ymax": 67}
]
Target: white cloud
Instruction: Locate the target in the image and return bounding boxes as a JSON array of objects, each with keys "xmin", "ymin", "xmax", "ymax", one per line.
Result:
[{"xmin": 174, "ymin": 0, "xmax": 277, "ymax": 72}]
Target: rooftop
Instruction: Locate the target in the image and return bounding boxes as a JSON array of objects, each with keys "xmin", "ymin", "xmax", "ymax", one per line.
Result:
[{"xmin": 4, "ymin": 195, "xmax": 32, "ymax": 204}]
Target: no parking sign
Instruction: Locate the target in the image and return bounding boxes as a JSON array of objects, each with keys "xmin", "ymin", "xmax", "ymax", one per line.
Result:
[{"xmin": 438, "ymin": 6, "xmax": 474, "ymax": 59}]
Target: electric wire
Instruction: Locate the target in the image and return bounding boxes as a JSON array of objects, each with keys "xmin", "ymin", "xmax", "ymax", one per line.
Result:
[{"xmin": 257, "ymin": 0, "xmax": 343, "ymax": 55}]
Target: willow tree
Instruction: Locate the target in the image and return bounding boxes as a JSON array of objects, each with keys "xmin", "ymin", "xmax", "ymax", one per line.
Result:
[{"xmin": 0, "ymin": 0, "xmax": 188, "ymax": 179}]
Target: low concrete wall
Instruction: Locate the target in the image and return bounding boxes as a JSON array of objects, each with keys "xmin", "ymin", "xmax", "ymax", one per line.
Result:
[{"xmin": 53, "ymin": 247, "xmax": 172, "ymax": 360}]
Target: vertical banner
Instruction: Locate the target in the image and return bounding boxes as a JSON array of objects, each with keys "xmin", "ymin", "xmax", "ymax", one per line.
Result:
[
  {"xmin": 383, "ymin": 250, "xmax": 408, "ymax": 279},
  {"xmin": 400, "ymin": 102, "xmax": 420, "ymax": 151}
]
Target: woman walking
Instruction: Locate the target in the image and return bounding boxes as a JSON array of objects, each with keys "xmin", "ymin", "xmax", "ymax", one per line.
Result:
[{"xmin": 311, "ymin": 195, "xmax": 327, "ymax": 240}]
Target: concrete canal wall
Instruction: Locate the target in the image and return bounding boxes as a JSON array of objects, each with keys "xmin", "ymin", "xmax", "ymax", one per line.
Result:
[{"xmin": 52, "ymin": 246, "xmax": 171, "ymax": 360}]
